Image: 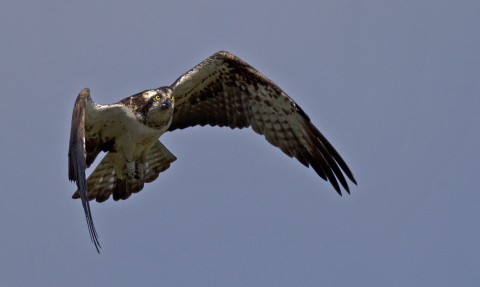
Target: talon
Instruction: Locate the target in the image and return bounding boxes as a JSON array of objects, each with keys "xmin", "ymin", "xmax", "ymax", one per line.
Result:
[
  {"xmin": 137, "ymin": 162, "xmax": 147, "ymax": 179},
  {"xmin": 125, "ymin": 160, "xmax": 136, "ymax": 178}
]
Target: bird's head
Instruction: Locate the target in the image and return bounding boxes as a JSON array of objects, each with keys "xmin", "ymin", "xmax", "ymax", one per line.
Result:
[{"xmin": 142, "ymin": 87, "xmax": 175, "ymax": 129}]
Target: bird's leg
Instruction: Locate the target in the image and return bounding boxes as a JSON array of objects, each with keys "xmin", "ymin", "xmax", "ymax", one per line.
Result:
[
  {"xmin": 136, "ymin": 149, "xmax": 150, "ymax": 180},
  {"xmin": 136, "ymin": 162, "xmax": 147, "ymax": 179},
  {"xmin": 125, "ymin": 160, "xmax": 136, "ymax": 178},
  {"xmin": 122, "ymin": 133, "xmax": 136, "ymax": 178}
]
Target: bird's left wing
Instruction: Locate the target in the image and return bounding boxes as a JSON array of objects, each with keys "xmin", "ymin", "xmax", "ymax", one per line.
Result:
[
  {"xmin": 169, "ymin": 51, "xmax": 356, "ymax": 195},
  {"xmin": 68, "ymin": 88, "xmax": 101, "ymax": 253}
]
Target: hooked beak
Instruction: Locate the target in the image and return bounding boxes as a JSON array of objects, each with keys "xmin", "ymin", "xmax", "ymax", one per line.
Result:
[{"xmin": 161, "ymin": 97, "xmax": 172, "ymax": 109}]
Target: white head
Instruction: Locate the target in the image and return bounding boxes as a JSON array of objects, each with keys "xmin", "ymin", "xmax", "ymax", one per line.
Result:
[{"xmin": 142, "ymin": 87, "xmax": 175, "ymax": 129}]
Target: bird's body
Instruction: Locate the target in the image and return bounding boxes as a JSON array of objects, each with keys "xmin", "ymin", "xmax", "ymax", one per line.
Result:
[{"xmin": 68, "ymin": 51, "xmax": 357, "ymax": 252}]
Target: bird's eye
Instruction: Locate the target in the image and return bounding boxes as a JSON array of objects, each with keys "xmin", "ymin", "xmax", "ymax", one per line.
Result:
[{"xmin": 154, "ymin": 95, "xmax": 161, "ymax": 101}]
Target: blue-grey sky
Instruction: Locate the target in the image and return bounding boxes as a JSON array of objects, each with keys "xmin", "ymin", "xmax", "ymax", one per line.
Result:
[{"xmin": 1, "ymin": 1, "xmax": 479, "ymax": 286}]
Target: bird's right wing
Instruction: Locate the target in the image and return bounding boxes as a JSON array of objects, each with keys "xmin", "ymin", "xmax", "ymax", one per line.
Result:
[{"xmin": 68, "ymin": 88, "xmax": 101, "ymax": 253}]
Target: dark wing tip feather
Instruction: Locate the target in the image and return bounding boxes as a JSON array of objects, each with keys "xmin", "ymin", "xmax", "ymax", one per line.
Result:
[
  {"xmin": 309, "ymin": 148, "xmax": 342, "ymax": 195},
  {"xmin": 305, "ymin": 122, "xmax": 356, "ymax": 195},
  {"xmin": 68, "ymin": 88, "xmax": 101, "ymax": 253},
  {"xmin": 310, "ymin": 124, "xmax": 357, "ymax": 185}
]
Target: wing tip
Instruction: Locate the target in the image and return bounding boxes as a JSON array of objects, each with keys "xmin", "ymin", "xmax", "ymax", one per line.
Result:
[{"xmin": 80, "ymin": 87, "xmax": 90, "ymax": 95}]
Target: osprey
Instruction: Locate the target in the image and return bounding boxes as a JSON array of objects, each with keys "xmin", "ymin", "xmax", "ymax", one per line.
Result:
[{"xmin": 68, "ymin": 51, "xmax": 357, "ymax": 253}]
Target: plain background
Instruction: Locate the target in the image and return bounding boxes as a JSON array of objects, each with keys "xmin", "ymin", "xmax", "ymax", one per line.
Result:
[{"xmin": 1, "ymin": 1, "xmax": 479, "ymax": 286}]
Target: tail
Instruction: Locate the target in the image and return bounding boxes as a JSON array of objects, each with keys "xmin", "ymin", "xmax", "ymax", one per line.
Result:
[{"xmin": 72, "ymin": 141, "xmax": 177, "ymax": 202}]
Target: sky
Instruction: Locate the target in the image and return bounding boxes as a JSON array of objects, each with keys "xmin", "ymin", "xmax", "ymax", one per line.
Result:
[{"xmin": 0, "ymin": 1, "xmax": 479, "ymax": 286}]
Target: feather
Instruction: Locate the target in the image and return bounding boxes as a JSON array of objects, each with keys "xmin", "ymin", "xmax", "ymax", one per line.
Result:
[
  {"xmin": 68, "ymin": 88, "xmax": 101, "ymax": 253},
  {"xmin": 72, "ymin": 141, "xmax": 177, "ymax": 202}
]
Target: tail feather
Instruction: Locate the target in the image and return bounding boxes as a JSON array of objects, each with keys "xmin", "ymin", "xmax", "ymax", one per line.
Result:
[{"xmin": 72, "ymin": 141, "xmax": 177, "ymax": 202}]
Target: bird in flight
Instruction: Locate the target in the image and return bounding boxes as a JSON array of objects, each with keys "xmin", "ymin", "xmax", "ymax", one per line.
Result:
[{"xmin": 68, "ymin": 51, "xmax": 357, "ymax": 253}]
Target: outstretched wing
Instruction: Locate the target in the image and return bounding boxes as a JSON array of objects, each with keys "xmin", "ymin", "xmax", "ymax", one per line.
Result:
[
  {"xmin": 169, "ymin": 51, "xmax": 356, "ymax": 195},
  {"xmin": 68, "ymin": 88, "xmax": 101, "ymax": 253},
  {"xmin": 72, "ymin": 141, "xmax": 177, "ymax": 202}
]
